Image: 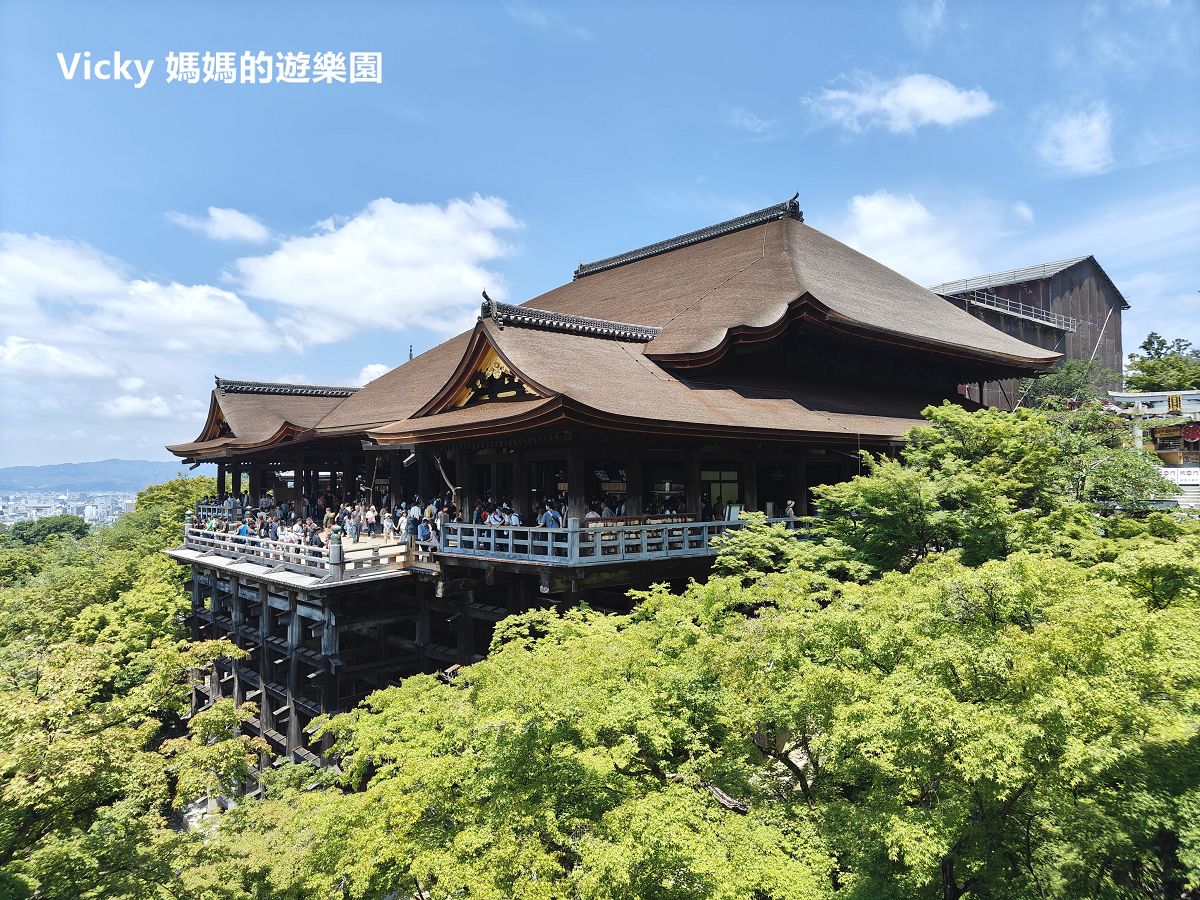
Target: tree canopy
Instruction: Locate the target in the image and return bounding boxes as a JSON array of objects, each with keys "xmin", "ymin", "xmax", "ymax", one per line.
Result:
[
  {"xmin": 0, "ymin": 409, "xmax": 1197, "ymax": 900},
  {"xmin": 1126, "ymin": 332, "xmax": 1200, "ymax": 392},
  {"xmin": 1018, "ymin": 358, "xmax": 1120, "ymax": 407}
]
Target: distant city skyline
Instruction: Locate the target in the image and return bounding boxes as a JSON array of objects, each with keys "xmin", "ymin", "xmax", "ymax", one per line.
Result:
[{"xmin": 1, "ymin": 0, "xmax": 1197, "ymax": 467}]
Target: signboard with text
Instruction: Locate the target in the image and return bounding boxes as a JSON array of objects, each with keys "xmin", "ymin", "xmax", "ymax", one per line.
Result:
[{"xmin": 1160, "ymin": 467, "xmax": 1200, "ymax": 486}]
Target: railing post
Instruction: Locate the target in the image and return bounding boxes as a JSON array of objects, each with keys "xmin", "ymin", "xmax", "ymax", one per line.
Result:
[
  {"xmin": 328, "ymin": 525, "xmax": 345, "ymax": 581},
  {"xmin": 183, "ymin": 510, "xmax": 193, "ymax": 544},
  {"xmin": 567, "ymin": 517, "xmax": 581, "ymax": 563}
]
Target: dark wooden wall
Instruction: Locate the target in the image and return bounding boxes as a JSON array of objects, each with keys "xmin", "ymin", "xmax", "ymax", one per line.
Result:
[{"xmin": 951, "ymin": 259, "xmax": 1124, "ymax": 409}]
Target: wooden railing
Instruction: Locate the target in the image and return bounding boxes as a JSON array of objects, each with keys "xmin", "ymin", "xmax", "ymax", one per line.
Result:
[
  {"xmin": 196, "ymin": 501, "xmax": 243, "ymax": 520},
  {"xmin": 439, "ymin": 516, "xmax": 799, "ymax": 566},
  {"xmin": 182, "ymin": 525, "xmax": 414, "ymax": 580}
]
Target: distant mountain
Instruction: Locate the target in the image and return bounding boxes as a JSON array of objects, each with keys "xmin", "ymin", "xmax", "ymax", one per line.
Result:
[{"xmin": 0, "ymin": 459, "xmax": 199, "ymax": 493}]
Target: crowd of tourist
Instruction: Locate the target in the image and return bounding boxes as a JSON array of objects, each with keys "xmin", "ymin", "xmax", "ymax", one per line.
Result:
[
  {"xmin": 192, "ymin": 489, "xmax": 595, "ymax": 556},
  {"xmin": 190, "ymin": 486, "xmax": 790, "ymax": 560}
]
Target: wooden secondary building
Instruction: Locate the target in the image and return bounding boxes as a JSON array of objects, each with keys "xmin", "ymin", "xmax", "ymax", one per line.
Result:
[
  {"xmin": 165, "ymin": 197, "xmax": 1060, "ymax": 761},
  {"xmin": 930, "ymin": 256, "xmax": 1128, "ymax": 409}
]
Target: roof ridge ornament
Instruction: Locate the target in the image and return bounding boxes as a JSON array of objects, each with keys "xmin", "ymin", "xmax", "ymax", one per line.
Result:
[
  {"xmin": 480, "ymin": 299, "xmax": 661, "ymax": 343},
  {"xmin": 572, "ymin": 193, "xmax": 803, "ymax": 280},
  {"xmin": 213, "ymin": 377, "xmax": 360, "ymax": 398}
]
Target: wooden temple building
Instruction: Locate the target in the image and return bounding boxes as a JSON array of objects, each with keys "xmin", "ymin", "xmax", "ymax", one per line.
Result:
[
  {"xmin": 930, "ymin": 255, "xmax": 1127, "ymax": 409},
  {"xmin": 165, "ymin": 197, "xmax": 1060, "ymax": 762}
]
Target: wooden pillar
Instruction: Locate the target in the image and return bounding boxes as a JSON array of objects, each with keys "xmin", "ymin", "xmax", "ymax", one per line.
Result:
[
  {"xmin": 230, "ymin": 462, "xmax": 242, "ymax": 498},
  {"xmin": 458, "ymin": 591, "xmax": 474, "ymax": 664},
  {"xmin": 456, "ymin": 449, "xmax": 472, "ymax": 519},
  {"xmin": 249, "ymin": 462, "xmax": 262, "ymax": 502},
  {"xmin": 567, "ymin": 446, "xmax": 586, "ymax": 520},
  {"xmin": 511, "ymin": 453, "xmax": 529, "ymax": 519},
  {"xmin": 386, "ymin": 453, "xmax": 396, "ymax": 509},
  {"xmin": 189, "ymin": 570, "xmax": 204, "ymax": 715},
  {"xmin": 257, "ymin": 586, "xmax": 271, "ymax": 736},
  {"xmin": 743, "ymin": 453, "xmax": 758, "ymax": 512},
  {"xmin": 319, "ymin": 609, "xmax": 338, "ymax": 748},
  {"xmin": 415, "ymin": 581, "xmax": 431, "ymax": 668},
  {"xmin": 342, "ymin": 453, "xmax": 355, "ymax": 501},
  {"xmin": 624, "ymin": 448, "xmax": 643, "ymax": 516},
  {"xmin": 417, "ymin": 452, "xmax": 434, "ymax": 506},
  {"xmin": 794, "ymin": 458, "xmax": 807, "ymax": 517},
  {"xmin": 190, "ymin": 570, "xmax": 203, "ymax": 642},
  {"xmin": 230, "ymin": 582, "xmax": 246, "ymax": 708},
  {"xmin": 216, "ymin": 463, "xmax": 227, "ymax": 497},
  {"xmin": 285, "ymin": 593, "xmax": 302, "ymax": 754},
  {"xmin": 685, "ymin": 449, "xmax": 702, "ymax": 516}
]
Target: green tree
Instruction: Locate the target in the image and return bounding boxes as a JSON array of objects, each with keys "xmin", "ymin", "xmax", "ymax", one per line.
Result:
[
  {"xmin": 1019, "ymin": 358, "xmax": 1120, "ymax": 407},
  {"xmin": 811, "ymin": 404, "xmax": 1172, "ymax": 572},
  {"xmin": 0, "ymin": 475, "xmax": 268, "ymax": 899},
  {"xmin": 3, "ymin": 514, "xmax": 89, "ymax": 547},
  {"xmin": 1126, "ymin": 332, "xmax": 1200, "ymax": 391},
  {"xmin": 173, "ymin": 516, "xmax": 1200, "ymax": 900}
]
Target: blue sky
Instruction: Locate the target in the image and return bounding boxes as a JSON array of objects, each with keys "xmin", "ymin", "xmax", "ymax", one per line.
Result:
[{"xmin": 0, "ymin": 0, "xmax": 1197, "ymax": 466}]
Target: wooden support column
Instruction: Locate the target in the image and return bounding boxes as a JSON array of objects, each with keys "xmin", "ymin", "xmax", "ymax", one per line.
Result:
[
  {"xmin": 230, "ymin": 462, "xmax": 242, "ymax": 498},
  {"xmin": 190, "ymin": 570, "xmax": 203, "ymax": 642},
  {"xmin": 794, "ymin": 459, "xmax": 808, "ymax": 517},
  {"xmin": 257, "ymin": 586, "xmax": 271, "ymax": 736},
  {"xmin": 457, "ymin": 591, "xmax": 474, "ymax": 664},
  {"xmin": 415, "ymin": 581, "xmax": 431, "ymax": 667},
  {"xmin": 625, "ymin": 448, "xmax": 643, "ymax": 516},
  {"xmin": 386, "ymin": 452, "xmax": 396, "ymax": 509},
  {"xmin": 189, "ymin": 571, "xmax": 204, "ymax": 715},
  {"xmin": 230, "ymin": 581, "xmax": 246, "ymax": 707},
  {"xmin": 567, "ymin": 446, "xmax": 587, "ymax": 520},
  {"xmin": 216, "ymin": 463, "xmax": 226, "ymax": 497},
  {"xmin": 320, "ymin": 608, "xmax": 339, "ymax": 712},
  {"xmin": 743, "ymin": 453, "xmax": 759, "ymax": 512},
  {"xmin": 511, "ymin": 452, "xmax": 529, "ymax": 519},
  {"xmin": 457, "ymin": 449, "xmax": 473, "ymax": 515},
  {"xmin": 417, "ymin": 451, "xmax": 434, "ymax": 505},
  {"xmin": 685, "ymin": 449, "xmax": 702, "ymax": 517},
  {"xmin": 342, "ymin": 453, "xmax": 355, "ymax": 501},
  {"xmin": 285, "ymin": 593, "xmax": 302, "ymax": 754}
]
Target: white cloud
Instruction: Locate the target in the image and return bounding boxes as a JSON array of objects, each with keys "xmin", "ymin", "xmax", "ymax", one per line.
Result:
[
  {"xmin": 823, "ymin": 184, "xmax": 1200, "ymax": 349},
  {"xmin": 1035, "ymin": 104, "xmax": 1114, "ymax": 175},
  {"xmin": 354, "ymin": 363, "xmax": 390, "ymax": 386},
  {"xmin": 0, "ymin": 230, "xmax": 280, "ymax": 463},
  {"xmin": 103, "ymin": 394, "xmax": 172, "ymax": 419},
  {"xmin": 0, "ymin": 336, "xmax": 115, "ymax": 379},
  {"xmin": 723, "ymin": 106, "xmax": 776, "ymax": 137},
  {"xmin": 810, "ymin": 73, "xmax": 995, "ymax": 133},
  {"xmin": 832, "ymin": 190, "xmax": 980, "ymax": 285},
  {"xmin": 901, "ymin": 0, "xmax": 947, "ymax": 47},
  {"xmin": 1012, "ymin": 201, "xmax": 1035, "ymax": 223},
  {"xmin": 233, "ymin": 195, "xmax": 521, "ymax": 346},
  {"xmin": 167, "ymin": 206, "xmax": 272, "ymax": 242}
]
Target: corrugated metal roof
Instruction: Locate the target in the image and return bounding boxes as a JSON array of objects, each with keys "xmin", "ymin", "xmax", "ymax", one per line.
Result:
[{"xmin": 928, "ymin": 256, "xmax": 1090, "ymax": 295}]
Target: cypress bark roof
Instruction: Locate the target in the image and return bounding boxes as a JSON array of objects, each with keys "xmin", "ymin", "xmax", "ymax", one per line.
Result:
[
  {"xmin": 166, "ymin": 379, "xmax": 352, "ymax": 455},
  {"xmin": 170, "ymin": 199, "xmax": 1062, "ymax": 457}
]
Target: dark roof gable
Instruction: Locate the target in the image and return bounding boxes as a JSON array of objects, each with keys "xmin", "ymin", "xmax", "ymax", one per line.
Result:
[
  {"xmin": 215, "ymin": 378, "xmax": 360, "ymax": 398},
  {"xmin": 572, "ymin": 194, "xmax": 803, "ymax": 279},
  {"xmin": 482, "ymin": 294, "xmax": 660, "ymax": 342}
]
